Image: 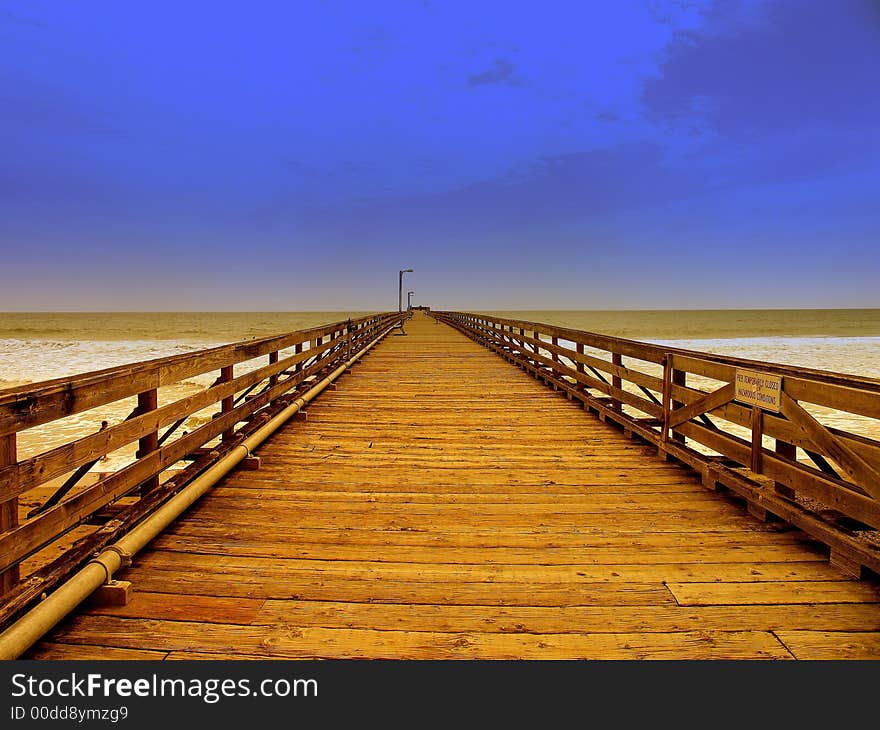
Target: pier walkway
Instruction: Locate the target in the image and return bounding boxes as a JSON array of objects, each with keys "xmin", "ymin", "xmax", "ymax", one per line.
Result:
[{"xmin": 21, "ymin": 313, "xmax": 880, "ymax": 659}]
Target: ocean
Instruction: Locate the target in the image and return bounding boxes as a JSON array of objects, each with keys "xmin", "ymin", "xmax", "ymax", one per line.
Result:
[{"xmin": 1, "ymin": 310, "xmax": 879, "ymax": 466}]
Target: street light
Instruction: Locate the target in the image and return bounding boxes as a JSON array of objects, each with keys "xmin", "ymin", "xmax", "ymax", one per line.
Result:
[
  {"xmin": 398, "ymin": 269, "xmax": 413, "ymax": 313},
  {"xmin": 407, "ymin": 291, "xmax": 414, "ymax": 310}
]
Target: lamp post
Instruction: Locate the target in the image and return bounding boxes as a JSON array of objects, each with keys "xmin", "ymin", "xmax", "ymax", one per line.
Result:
[
  {"xmin": 407, "ymin": 291, "xmax": 414, "ymax": 310},
  {"xmin": 398, "ymin": 269, "xmax": 413, "ymax": 313}
]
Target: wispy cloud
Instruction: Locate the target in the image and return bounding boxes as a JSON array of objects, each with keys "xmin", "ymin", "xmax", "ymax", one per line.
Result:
[
  {"xmin": 467, "ymin": 58, "xmax": 522, "ymax": 87},
  {"xmin": 0, "ymin": 10, "xmax": 47, "ymax": 28}
]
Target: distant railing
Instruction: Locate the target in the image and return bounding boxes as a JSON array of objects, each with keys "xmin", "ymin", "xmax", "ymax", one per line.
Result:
[
  {"xmin": 433, "ymin": 311, "xmax": 880, "ymax": 577},
  {"xmin": 0, "ymin": 312, "xmax": 404, "ymax": 615}
]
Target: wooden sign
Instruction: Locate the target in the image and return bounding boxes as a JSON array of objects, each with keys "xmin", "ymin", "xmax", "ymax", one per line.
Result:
[{"xmin": 734, "ymin": 369, "xmax": 783, "ymax": 412}]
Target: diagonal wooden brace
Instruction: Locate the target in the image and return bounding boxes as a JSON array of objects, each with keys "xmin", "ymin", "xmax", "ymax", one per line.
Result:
[
  {"xmin": 779, "ymin": 392, "xmax": 880, "ymax": 501},
  {"xmin": 667, "ymin": 383, "xmax": 736, "ymax": 430}
]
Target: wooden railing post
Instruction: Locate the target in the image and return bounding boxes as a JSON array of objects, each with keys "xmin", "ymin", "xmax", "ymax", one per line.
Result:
[
  {"xmin": 137, "ymin": 388, "xmax": 159, "ymax": 493},
  {"xmin": 660, "ymin": 355, "xmax": 672, "ymax": 449},
  {"xmin": 576, "ymin": 343, "xmax": 586, "ymax": 397},
  {"xmin": 611, "ymin": 353, "xmax": 623, "ymax": 412},
  {"xmin": 774, "ymin": 440, "xmax": 797, "ymax": 498},
  {"xmin": 220, "ymin": 366, "xmax": 235, "ymax": 443},
  {"xmin": 269, "ymin": 351, "xmax": 279, "ymax": 388},
  {"xmin": 750, "ymin": 406, "xmax": 764, "ymax": 474},
  {"xmin": 0, "ymin": 433, "xmax": 19, "ymax": 594},
  {"xmin": 671, "ymin": 367, "xmax": 686, "ymax": 443}
]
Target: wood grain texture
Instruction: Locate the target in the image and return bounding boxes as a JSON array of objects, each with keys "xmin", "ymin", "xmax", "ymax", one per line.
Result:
[{"xmin": 26, "ymin": 312, "xmax": 880, "ymax": 659}]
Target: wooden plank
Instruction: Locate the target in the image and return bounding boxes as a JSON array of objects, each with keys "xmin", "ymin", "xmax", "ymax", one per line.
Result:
[
  {"xmin": 773, "ymin": 631, "xmax": 880, "ymax": 659},
  {"xmin": 134, "ymin": 551, "xmax": 840, "ymax": 583},
  {"xmin": 249, "ymin": 599, "xmax": 880, "ymax": 634},
  {"xmin": 43, "ymin": 615, "xmax": 792, "ymax": 659},
  {"xmin": 666, "ymin": 581, "xmax": 880, "ymax": 606},
  {"xmin": 152, "ymin": 536, "xmax": 826, "ymax": 566},
  {"xmin": 171, "ymin": 510, "xmax": 765, "ymax": 532},
  {"xmin": 161, "ymin": 523, "xmax": 812, "ymax": 549},
  {"xmin": 126, "ymin": 571, "xmax": 674, "ymax": 605}
]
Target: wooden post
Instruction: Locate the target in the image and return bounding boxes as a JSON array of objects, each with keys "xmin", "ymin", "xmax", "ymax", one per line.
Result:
[
  {"xmin": 671, "ymin": 367, "xmax": 686, "ymax": 443},
  {"xmin": 0, "ymin": 434, "xmax": 19, "ymax": 595},
  {"xmin": 660, "ymin": 355, "xmax": 671, "ymax": 448},
  {"xmin": 611, "ymin": 352, "xmax": 622, "ymax": 412},
  {"xmin": 220, "ymin": 366, "xmax": 234, "ymax": 442},
  {"xmin": 774, "ymin": 440, "xmax": 797, "ymax": 498},
  {"xmin": 294, "ymin": 342, "xmax": 303, "ymax": 375},
  {"xmin": 137, "ymin": 388, "xmax": 160, "ymax": 494},
  {"xmin": 575, "ymin": 344, "xmax": 585, "ymax": 370},
  {"xmin": 750, "ymin": 406, "xmax": 764, "ymax": 474},
  {"xmin": 269, "ymin": 351, "xmax": 279, "ymax": 388}
]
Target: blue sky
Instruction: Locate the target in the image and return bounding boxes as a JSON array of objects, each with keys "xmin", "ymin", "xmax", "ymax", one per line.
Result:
[{"xmin": 1, "ymin": 1, "xmax": 878, "ymax": 310}]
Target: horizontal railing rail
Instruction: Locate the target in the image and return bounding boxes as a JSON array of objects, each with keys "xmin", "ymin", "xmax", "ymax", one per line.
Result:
[
  {"xmin": 0, "ymin": 312, "xmax": 404, "ymax": 607},
  {"xmin": 433, "ymin": 310, "xmax": 880, "ymax": 577}
]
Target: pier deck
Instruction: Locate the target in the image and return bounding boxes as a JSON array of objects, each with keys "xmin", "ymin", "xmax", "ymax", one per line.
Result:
[{"xmin": 25, "ymin": 313, "xmax": 880, "ymax": 659}]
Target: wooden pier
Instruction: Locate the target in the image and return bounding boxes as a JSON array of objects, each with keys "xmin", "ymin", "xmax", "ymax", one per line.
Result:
[{"xmin": 2, "ymin": 311, "xmax": 880, "ymax": 659}]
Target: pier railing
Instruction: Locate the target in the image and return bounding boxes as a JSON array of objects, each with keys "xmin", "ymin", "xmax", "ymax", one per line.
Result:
[
  {"xmin": 0, "ymin": 312, "xmax": 404, "ymax": 616},
  {"xmin": 434, "ymin": 311, "xmax": 880, "ymax": 576}
]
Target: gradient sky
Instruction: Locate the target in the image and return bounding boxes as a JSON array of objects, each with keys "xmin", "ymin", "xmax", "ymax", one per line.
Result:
[{"xmin": 1, "ymin": 1, "xmax": 878, "ymax": 311}]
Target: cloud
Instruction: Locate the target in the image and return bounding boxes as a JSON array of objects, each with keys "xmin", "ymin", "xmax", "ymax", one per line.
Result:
[
  {"xmin": 632, "ymin": 0, "xmax": 880, "ymax": 199},
  {"xmin": 642, "ymin": 0, "xmax": 880, "ymax": 138},
  {"xmin": 284, "ymin": 141, "xmax": 713, "ymax": 239},
  {"xmin": 467, "ymin": 58, "xmax": 522, "ymax": 87}
]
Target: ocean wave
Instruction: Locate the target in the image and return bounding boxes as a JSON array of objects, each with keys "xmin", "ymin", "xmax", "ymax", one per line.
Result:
[{"xmin": 0, "ymin": 338, "xmax": 221, "ymax": 389}]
